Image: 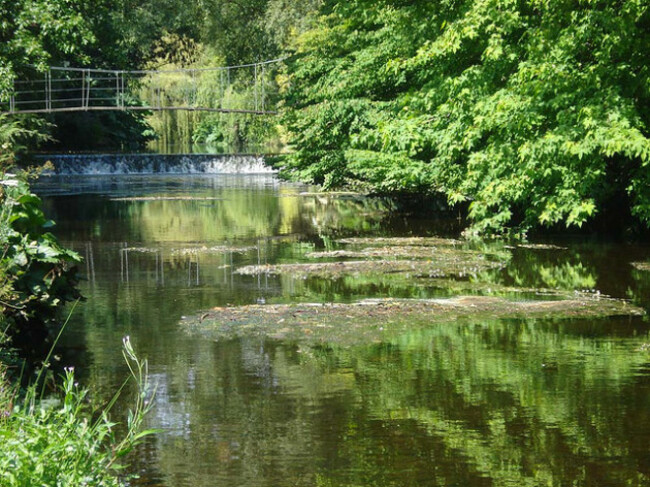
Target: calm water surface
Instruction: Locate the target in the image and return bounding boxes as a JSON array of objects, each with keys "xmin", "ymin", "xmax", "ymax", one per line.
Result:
[{"xmin": 34, "ymin": 174, "xmax": 650, "ymax": 487}]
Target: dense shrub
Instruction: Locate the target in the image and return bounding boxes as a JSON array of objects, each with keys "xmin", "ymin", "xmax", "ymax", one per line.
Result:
[{"xmin": 1, "ymin": 172, "xmax": 82, "ymax": 354}]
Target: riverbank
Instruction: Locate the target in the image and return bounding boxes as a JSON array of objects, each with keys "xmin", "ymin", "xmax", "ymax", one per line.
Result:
[
  {"xmin": 0, "ymin": 171, "xmax": 153, "ymax": 486},
  {"xmin": 0, "ymin": 336, "xmax": 153, "ymax": 487}
]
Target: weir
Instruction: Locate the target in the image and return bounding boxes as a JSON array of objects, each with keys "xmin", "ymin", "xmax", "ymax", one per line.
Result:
[{"xmin": 37, "ymin": 153, "xmax": 276, "ymax": 175}]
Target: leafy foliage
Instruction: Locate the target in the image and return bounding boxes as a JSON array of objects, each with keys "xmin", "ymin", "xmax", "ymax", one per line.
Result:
[
  {"xmin": 1, "ymin": 172, "xmax": 82, "ymax": 353},
  {"xmin": 0, "ymin": 337, "xmax": 155, "ymax": 487},
  {"xmin": 280, "ymin": 0, "xmax": 650, "ymax": 235},
  {"xmin": 0, "ymin": 0, "xmax": 322, "ymax": 153},
  {"xmin": 135, "ymin": 0, "xmax": 321, "ymax": 152}
]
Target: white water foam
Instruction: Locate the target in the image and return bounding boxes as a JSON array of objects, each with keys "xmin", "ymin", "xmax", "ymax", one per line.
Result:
[{"xmin": 39, "ymin": 154, "xmax": 277, "ymax": 175}]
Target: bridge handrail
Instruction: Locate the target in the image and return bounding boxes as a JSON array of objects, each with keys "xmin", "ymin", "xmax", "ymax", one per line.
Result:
[
  {"xmin": 4, "ymin": 57, "xmax": 288, "ymax": 115},
  {"xmin": 30, "ymin": 57, "xmax": 288, "ymax": 75}
]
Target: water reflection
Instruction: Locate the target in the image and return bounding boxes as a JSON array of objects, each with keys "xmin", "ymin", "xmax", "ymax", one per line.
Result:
[
  {"xmin": 132, "ymin": 318, "xmax": 650, "ymax": 487},
  {"xmin": 32, "ymin": 175, "xmax": 650, "ymax": 487}
]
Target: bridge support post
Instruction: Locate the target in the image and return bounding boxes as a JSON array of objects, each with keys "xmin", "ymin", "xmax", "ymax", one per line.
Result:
[
  {"xmin": 115, "ymin": 72, "xmax": 120, "ymax": 109},
  {"xmin": 157, "ymin": 71, "xmax": 162, "ymax": 110},
  {"xmin": 10, "ymin": 77, "xmax": 15, "ymax": 113},
  {"xmin": 81, "ymin": 70, "xmax": 90, "ymax": 110},
  {"xmin": 118, "ymin": 71, "xmax": 123, "ymax": 110},
  {"xmin": 227, "ymin": 67, "xmax": 231, "ymax": 107},
  {"xmin": 261, "ymin": 64, "xmax": 266, "ymax": 112},
  {"xmin": 46, "ymin": 70, "xmax": 52, "ymax": 112},
  {"xmin": 219, "ymin": 69, "xmax": 224, "ymax": 109},
  {"xmin": 88, "ymin": 70, "xmax": 92, "ymax": 109},
  {"xmin": 191, "ymin": 69, "xmax": 197, "ymax": 108},
  {"xmin": 254, "ymin": 63, "xmax": 259, "ymax": 112}
]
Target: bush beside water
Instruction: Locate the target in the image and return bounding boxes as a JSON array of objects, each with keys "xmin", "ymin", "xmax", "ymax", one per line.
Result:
[{"xmin": 1, "ymin": 171, "xmax": 82, "ymax": 357}]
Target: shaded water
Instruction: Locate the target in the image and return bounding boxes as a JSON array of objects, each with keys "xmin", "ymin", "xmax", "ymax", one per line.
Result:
[{"xmin": 34, "ymin": 173, "xmax": 650, "ymax": 487}]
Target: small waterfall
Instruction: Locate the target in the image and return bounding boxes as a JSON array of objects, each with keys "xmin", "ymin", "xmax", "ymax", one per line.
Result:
[{"xmin": 37, "ymin": 154, "xmax": 277, "ymax": 175}]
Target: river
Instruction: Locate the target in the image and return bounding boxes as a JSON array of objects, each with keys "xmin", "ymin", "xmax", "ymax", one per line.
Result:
[{"xmin": 33, "ymin": 162, "xmax": 650, "ymax": 487}]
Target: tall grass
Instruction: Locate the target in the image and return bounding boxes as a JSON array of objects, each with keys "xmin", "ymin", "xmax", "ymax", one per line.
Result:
[{"xmin": 0, "ymin": 335, "xmax": 155, "ymax": 486}]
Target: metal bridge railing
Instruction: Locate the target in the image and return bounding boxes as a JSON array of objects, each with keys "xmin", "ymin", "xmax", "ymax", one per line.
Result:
[{"xmin": 1, "ymin": 58, "xmax": 285, "ymax": 115}]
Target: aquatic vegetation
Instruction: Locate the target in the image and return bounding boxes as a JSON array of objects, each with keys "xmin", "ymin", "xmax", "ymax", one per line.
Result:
[
  {"xmin": 306, "ymin": 246, "xmax": 492, "ymax": 260},
  {"xmin": 236, "ymin": 258, "xmax": 505, "ymax": 280},
  {"xmin": 299, "ymin": 191, "xmax": 364, "ymax": 197},
  {"xmin": 239, "ymin": 236, "xmax": 509, "ymax": 280},
  {"xmin": 336, "ymin": 237, "xmax": 461, "ymax": 247},
  {"xmin": 111, "ymin": 196, "xmax": 225, "ymax": 202},
  {"xmin": 183, "ymin": 296, "xmax": 644, "ymax": 345},
  {"xmin": 171, "ymin": 245, "xmax": 258, "ymax": 256},
  {"xmin": 516, "ymin": 243, "xmax": 568, "ymax": 251},
  {"xmin": 122, "ymin": 247, "xmax": 161, "ymax": 253}
]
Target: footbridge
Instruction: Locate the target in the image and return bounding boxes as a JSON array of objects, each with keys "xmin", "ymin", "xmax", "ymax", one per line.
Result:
[{"xmin": 1, "ymin": 58, "xmax": 284, "ymax": 115}]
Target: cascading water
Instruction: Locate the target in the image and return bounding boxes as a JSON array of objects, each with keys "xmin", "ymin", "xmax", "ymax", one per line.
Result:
[{"xmin": 37, "ymin": 154, "xmax": 277, "ymax": 175}]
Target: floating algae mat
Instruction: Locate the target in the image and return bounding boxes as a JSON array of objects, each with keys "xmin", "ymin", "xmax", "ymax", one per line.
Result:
[
  {"xmin": 216, "ymin": 235, "xmax": 641, "ymax": 346},
  {"xmin": 299, "ymin": 191, "xmax": 364, "ymax": 197},
  {"xmin": 122, "ymin": 247, "xmax": 161, "ymax": 253},
  {"xmin": 183, "ymin": 296, "xmax": 645, "ymax": 344},
  {"xmin": 235, "ymin": 258, "xmax": 504, "ymax": 279},
  {"xmin": 171, "ymin": 245, "xmax": 257, "ymax": 256},
  {"xmin": 336, "ymin": 236, "xmax": 462, "ymax": 246},
  {"xmin": 237, "ymin": 242, "xmax": 509, "ymax": 279},
  {"xmin": 111, "ymin": 196, "xmax": 224, "ymax": 201},
  {"xmin": 305, "ymin": 246, "xmax": 501, "ymax": 260},
  {"xmin": 516, "ymin": 243, "xmax": 568, "ymax": 250},
  {"xmin": 632, "ymin": 262, "xmax": 650, "ymax": 272}
]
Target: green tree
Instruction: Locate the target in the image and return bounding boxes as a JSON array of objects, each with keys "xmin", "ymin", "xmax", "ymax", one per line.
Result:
[
  {"xmin": 280, "ymin": 0, "xmax": 650, "ymax": 236},
  {"xmin": 0, "ymin": 0, "xmax": 95, "ymax": 100}
]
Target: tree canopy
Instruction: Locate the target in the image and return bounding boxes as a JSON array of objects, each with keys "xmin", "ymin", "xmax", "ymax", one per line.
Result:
[
  {"xmin": 280, "ymin": 0, "xmax": 650, "ymax": 235},
  {"xmin": 2, "ymin": 0, "xmax": 650, "ymax": 235}
]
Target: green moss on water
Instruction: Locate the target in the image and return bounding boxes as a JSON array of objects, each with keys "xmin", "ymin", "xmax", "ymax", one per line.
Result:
[
  {"xmin": 111, "ymin": 196, "xmax": 225, "ymax": 201},
  {"xmin": 171, "ymin": 245, "xmax": 258, "ymax": 256}
]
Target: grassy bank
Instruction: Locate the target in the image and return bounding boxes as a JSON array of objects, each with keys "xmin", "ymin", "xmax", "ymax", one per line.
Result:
[{"xmin": 0, "ymin": 335, "xmax": 154, "ymax": 486}]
